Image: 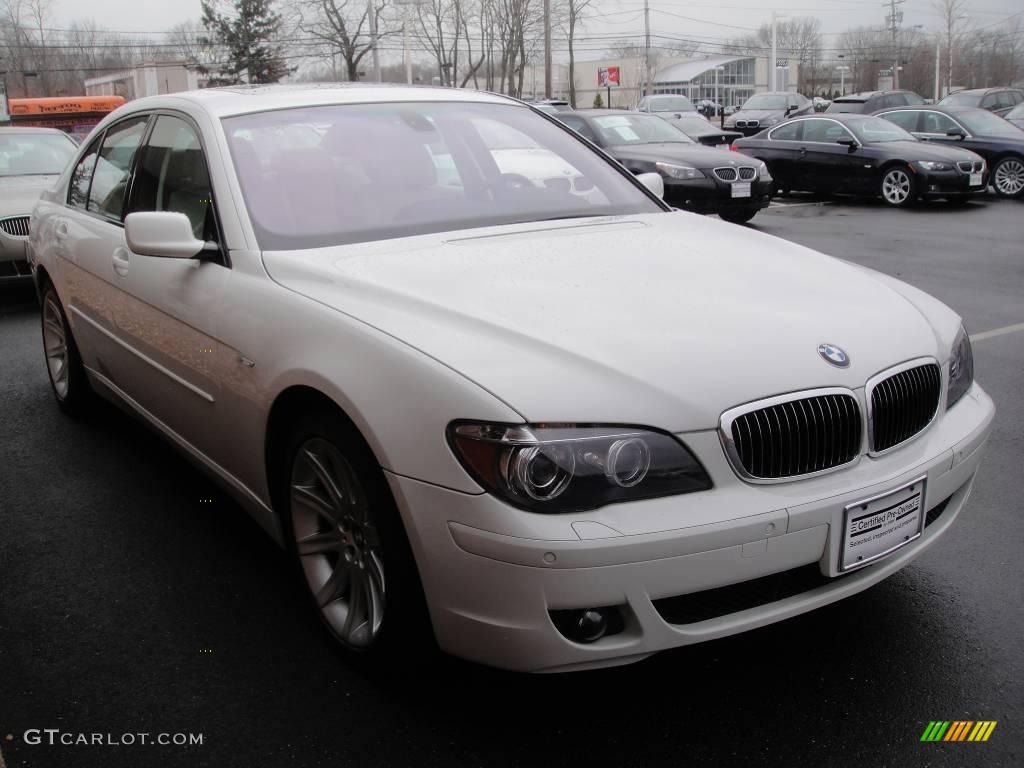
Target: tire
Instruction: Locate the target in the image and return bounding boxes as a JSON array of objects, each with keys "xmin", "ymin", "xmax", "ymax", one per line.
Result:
[
  {"xmin": 40, "ymin": 282, "xmax": 92, "ymax": 415},
  {"xmin": 991, "ymin": 156, "xmax": 1024, "ymax": 198},
  {"xmin": 279, "ymin": 408, "xmax": 431, "ymax": 663},
  {"xmin": 718, "ymin": 208, "xmax": 758, "ymax": 224},
  {"xmin": 879, "ymin": 165, "xmax": 915, "ymax": 208}
]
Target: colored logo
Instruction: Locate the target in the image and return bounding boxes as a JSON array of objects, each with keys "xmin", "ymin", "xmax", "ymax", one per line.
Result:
[
  {"xmin": 817, "ymin": 343, "xmax": 849, "ymax": 368},
  {"xmin": 920, "ymin": 721, "xmax": 997, "ymax": 742}
]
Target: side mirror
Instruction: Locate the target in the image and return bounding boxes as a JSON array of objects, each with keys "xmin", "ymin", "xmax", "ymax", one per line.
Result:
[
  {"xmin": 946, "ymin": 128, "xmax": 967, "ymax": 140},
  {"xmin": 836, "ymin": 136, "xmax": 858, "ymax": 150},
  {"xmin": 125, "ymin": 212, "xmax": 205, "ymax": 259},
  {"xmin": 636, "ymin": 172, "xmax": 665, "ymax": 199}
]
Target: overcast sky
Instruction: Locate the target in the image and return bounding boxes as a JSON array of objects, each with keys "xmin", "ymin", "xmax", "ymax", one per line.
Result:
[{"xmin": 50, "ymin": 0, "xmax": 1024, "ymax": 64}]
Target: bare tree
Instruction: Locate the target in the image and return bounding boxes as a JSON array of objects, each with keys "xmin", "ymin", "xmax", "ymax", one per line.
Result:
[
  {"xmin": 294, "ymin": 0, "xmax": 393, "ymax": 81},
  {"xmin": 563, "ymin": 0, "xmax": 592, "ymax": 107},
  {"xmin": 934, "ymin": 0, "xmax": 970, "ymax": 96}
]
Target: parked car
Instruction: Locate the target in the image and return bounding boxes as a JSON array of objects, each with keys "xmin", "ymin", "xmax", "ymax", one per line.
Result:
[
  {"xmin": 661, "ymin": 114, "xmax": 742, "ymax": 147},
  {"xmin": 0, "ymin": 127, "xmax": 78, "ymax": 283},
  {"xmin": 696, "ymin": 100, "xmax": 723, "ymax": 117},
  {"xmin": 813, "ymin": 96, "xmax": 831, "ymax": 112},
  {"xmin": 557, "ymin": 109, "xmax": 771, "ymax": 222},
  {"xmin": 938, "ymin": 87, "xmax": 1024, "ymax": 118},
  {"xmin": 30, "ymin": 85, "xmax": 994, "ymax": 673},
  {"xmin": 1006, "ymin": 101, "xmax": 1024, "ymax": 130},
  {"xmin": 733, "ymin": 114, "xmax": 988, "ymax": 207},
  {"xmin": 530, "ymin": 99, "xmax": 573, "ymax": 115},
  {"xmin": 826, "ymin": 90, "xmax": 924, "ymax": 114},
  {"xmin": 724, "ymin": 92, "xmax": 813, "ymax": 136},
  {"xmin": 634, "ymin": 94, "xmax": 698, "ymax": 116},
  {"xmin": 874, "ymin": 105, "xmax": 1024, "ymax": 198},
  {"xmin": 723, "ymin": 105, "xmax": 738, "ymax": 116}
]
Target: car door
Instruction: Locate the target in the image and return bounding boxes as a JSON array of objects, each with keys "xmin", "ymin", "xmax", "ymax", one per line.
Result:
[
  {"xmin": 111, "ymin": 112, "xmax": 231, "ymax": 463},
  {"xmin": 59, "ymin": 114, "xmax": 151, "ymax": 383},
  {"xmin": 795, "ymin": 118, "xmax": 862, "ymax": 192}
]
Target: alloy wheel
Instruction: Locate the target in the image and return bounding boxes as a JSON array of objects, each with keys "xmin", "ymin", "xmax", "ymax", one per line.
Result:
[
  {"xmin": 290, "ymin": 438, "xmax": 385, "ymax": 649},
  {"xmin": 882, "ymin": 169, "xmax": 911, "ymax": 205},
  {"xmin": 993, "ymin": 158, "xmax": 1024, "ymax": 196},
  {"xmin": 42, "ymin": 293, "xmax": 70, "ymax": 399}
]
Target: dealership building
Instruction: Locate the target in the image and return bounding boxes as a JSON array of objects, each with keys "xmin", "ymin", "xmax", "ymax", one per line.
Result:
[{"xmin": 522, "ymin": 54, "xmax": 800, "ymax": 109}]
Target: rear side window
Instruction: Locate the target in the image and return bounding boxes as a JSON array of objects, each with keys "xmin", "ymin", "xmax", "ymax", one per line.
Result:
[
  {"xmin": 127, "ymin": 115, "xmax": 217, "ymax": 240},
  {"xmin": 769, "ymin": 121, "xmax": 801, "ymax": 141},
  {"xmin": 881, "ymin": 111, "xmax": 919, "ymax": 131},
  {"xmin": 68, "ymin": 137, "xmax": 102, "ymax": 209},
  {"xmin": 88, "ymin": 116, "xmax": 149, "ymax": 220}
]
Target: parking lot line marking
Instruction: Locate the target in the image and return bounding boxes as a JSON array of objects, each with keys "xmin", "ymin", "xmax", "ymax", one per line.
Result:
[{"xmin": 970, "ymin": 322, "xmax": 1024, "ymax": 343}]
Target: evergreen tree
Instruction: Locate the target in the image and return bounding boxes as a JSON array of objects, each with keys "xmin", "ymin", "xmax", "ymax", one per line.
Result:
[
  {"xmin": 592, "ymin": 92, "xmax": 604, "ymax": 108},
  {"xmin": 197, "ymin": 0, "xmax": 291, "ymax": 85}
]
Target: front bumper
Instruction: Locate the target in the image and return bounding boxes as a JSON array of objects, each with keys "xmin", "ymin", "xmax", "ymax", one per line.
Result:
[
  {"xmin": 387, "ymin": 383, "xmax": 994, "ymax": 672},
  {"xmin": 664, "ymin": 177, "xmax": 773, "ymax": 215},
  {"xmin": 916, "ymin": 168, "xmax": 989, "ymax": 198},
  {"xmin": 0, "ymin": 225, "xmax": 32, "ymax": 281}
]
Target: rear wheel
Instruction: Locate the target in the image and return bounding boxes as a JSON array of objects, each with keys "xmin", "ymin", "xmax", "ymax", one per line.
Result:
[
  {"xmin": 991, "ymin": 156, "xmax": 1024, "ymax": 198},
  {"xmin": 281, "ymin": 408, "xmax": 431, "ymax": 661},
  {"xmin": 40, "ymin": 282, "xmax": 91, "ymax": 414},
  {"xmin": 718, "ymin": 208, "xmax": 758, "ymax": 224},
  {"xmin": 880, "ymin": 165, "xmax": 915, "ymax": 208}
]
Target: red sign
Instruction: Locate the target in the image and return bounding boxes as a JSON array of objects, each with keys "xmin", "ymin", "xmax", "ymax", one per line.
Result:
[{"xmin": 598, "ymin": 67, "xmax": 621, "ymax": 87}]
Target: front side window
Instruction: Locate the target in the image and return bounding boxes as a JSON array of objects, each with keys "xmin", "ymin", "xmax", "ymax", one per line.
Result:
[
  {"xmin": 68, "ymin": 137, "xmax": 102, "ymax": 209},
  {"xmin": 127, "ymin": 115, "xmax": 216, "ymax": 240},
  {"xmin": 88, "ymin": 116, "xmax": 149, "ymax": 220},
  {"xmin": 801, "ymin": 119, "xmax": 854, "ymax": 143},
  {"xmin": 223, "ymin": 102, "xmax": 663, "ymax": 250},
  {"xmin": 0, "ymin": 132, "xmax": 77, "ymax": 177},
  {"xmin": 881, "ymin": 111, "xmax": 920, "ymax": 132},
  {"xmin": 848, "ymin": 117, "xmax": 913, "ymax": 143},
  {"xmin": 921, "ymin": 112, "xmax": 959, "ymax": 135}
]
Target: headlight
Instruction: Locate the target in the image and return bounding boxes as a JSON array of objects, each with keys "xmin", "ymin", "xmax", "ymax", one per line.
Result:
[
  {"xmin": 946, "ymin": 325, "xmax": 974, "ymax": 409},
  {"xmin": 724, "ymin": 119, "xmax": 735, "ymax": 128},
  {"xmin": 448, "ymin": 422, "xmax": 712, "ymax": 513},
  {"xmin": 655, "ymin": 162, "xmax": 706, "ymax": 180},
  {"xmin": 916, "ymin": 161, "xmax": 953, "ymax": 171},
  {"xmin": 758, "ymin": 160, "xmax": 772, "ymax": 181}
]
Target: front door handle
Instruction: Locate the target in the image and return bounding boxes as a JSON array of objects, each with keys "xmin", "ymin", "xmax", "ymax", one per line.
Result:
[{"xmin": 112, "ymin": 247, "xmax": 131, "ymax": 277}]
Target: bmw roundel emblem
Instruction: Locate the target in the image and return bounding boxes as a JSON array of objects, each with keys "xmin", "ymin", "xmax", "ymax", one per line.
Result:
[{"xmin": 818, "ymin": 343, "xmax": 850, "ymax": 368}]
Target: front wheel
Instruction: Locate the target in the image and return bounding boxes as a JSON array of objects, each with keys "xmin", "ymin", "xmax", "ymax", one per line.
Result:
[
  {"xmin": 991, "ymin": 156, "xmax": 1024, "ymax": 198},
  {"xmin": 880, "ymin": 165, "xmax": 915, "ymax": 208},
  {"xmin": 41, "ymin": 282, "xmax": 92, "ymax": 414},
  {"xmin": 282, "ymin": 409, "xmax": 430, "ymax": 660},
  {"xmin": 718, "ymin": 208, "xmax": 758, "ymax": 224}
]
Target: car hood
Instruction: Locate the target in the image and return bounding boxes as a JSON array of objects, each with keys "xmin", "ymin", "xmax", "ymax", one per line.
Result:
[
  {"xmin": 727, "ymin": 109, "xmax": 785, "ymax": 122},
  {"xmin": 263, "ymin": 213, "xmax": 960, "ymax": 431},
  {"xmin": 609, "ymin": 143, "xmax": 745, "ymax": 170},
  {"xmin": 870, "ymin": 140, "xmax": 982, "ymax": 162},
  {"xmin": 0, "ymin": 175, "xmax": 59, "ymax": 216}
]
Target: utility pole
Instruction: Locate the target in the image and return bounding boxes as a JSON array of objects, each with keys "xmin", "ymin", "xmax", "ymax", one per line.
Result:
[
  {"xmin": 884, "ymin": 0, "xmax": 905, "ymax": 89},
  {"xmin": 934, "ymin": 39, "xmax": 940, "ymax": 100},
  {"xmin": 770, "ymin": 11, "xmax": 778, "ymax": 92},
  {"xmin": 644, "ymin": 0, "xmax": 651, "ymax": 97},
  {"xmin": 368, "ymin": 0, "xmax": 381, "ymax": 82},
  {"xmin": 544, "ymin": 0, "xmax": 552, "ymax": 98}
]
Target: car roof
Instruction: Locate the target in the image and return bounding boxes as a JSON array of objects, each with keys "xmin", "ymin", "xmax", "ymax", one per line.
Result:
[
  {"xmin": 0, "ymin": 126, "xmax": 71, "ymax": 135},
  {"xmin": 572, "ymin": 109, "xmax": 657, "ymax": 117},
  {"xmin": 946, "ymin": 87, "xmax": 1021, "ymax": 96},
  {"xmin": 111, "ymin": 83, "xmax": 518, "ymax": 119},
  {"xmin": 784, "ymin": 113, "xmax": 877, "ymax": 123},
  {"xmin": 874, "ymin": 104, "xmax": 980, "ymax": 114}
]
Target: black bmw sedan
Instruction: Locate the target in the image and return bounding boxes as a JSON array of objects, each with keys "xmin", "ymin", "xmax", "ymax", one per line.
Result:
[
  {"xmin": 557, "ymin": 109, "xmax": 772, "ymax": 223},
  {"xmin": 661, "ymin": 114, "xmax": 742, "ymax": 147},
  {"xmin": 733, "ymin": 114, "xmax": 988, "ymax": 207},
  {"xmin": 873, "ymin": 105, "xmax": 1024, "ymax": 198}
]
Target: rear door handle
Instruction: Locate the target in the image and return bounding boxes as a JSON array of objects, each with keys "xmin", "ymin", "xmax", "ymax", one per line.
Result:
[{"xmin": 112, "ymin": 247, "xmax": 130, "ymax": 277}]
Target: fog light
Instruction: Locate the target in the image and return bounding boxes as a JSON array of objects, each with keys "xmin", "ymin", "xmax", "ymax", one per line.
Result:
[
  {"xmin": 549, "ymin": 606, "xmax": 624, "ymax": 644},
  {"xmin": 574, "ymin": 610, "xmax": 608, "ymax": 643}
]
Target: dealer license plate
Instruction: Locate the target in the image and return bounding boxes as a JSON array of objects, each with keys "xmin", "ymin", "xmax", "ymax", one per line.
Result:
[
  {"xmin": 731, "ymin": 182, "xmax": 751, "ymax": 198},
  {"xmin": 969, "ymin": 172, "xmax": 983, "ymax": 187},
  {"xmin": 840, "ymin": 477, "xmax": 926, "ymax": 571},
  {"xmin": 717, "ymin": 143, "xmax": 732, "ymax": 149}
]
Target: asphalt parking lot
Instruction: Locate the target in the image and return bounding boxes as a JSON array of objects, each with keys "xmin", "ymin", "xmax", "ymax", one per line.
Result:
[{"xmin": 1, "ymin": 197, "xmax": 1021, "ymax": 768}]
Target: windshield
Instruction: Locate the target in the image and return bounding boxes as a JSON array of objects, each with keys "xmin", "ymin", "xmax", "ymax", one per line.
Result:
[
  {"xmin": 957, "ymin": 109, "xmax": 1023, "ymax": 137},
  {"xmin": 741, "ymin": 95, "xmax": 787, "ymax": 111},
  {"xmin": 848, "ymin": 117, "xmax": 914, "ymax": 143},
  {"xmin": 940, "ymin": 92, "xmax": 981, "ymax": 107},
  {"xmin": 0, "ymin": 132, "xmax": 77, "ymax": 176},
  {"xmin": 827, "ymin": 100, "xmax": 866, "ymax": 113},
  {"xmin": 591, "ymin": 114, "xmax": 693, "ymax": 145},
  {"xmin": 223, "ymin": 102, "xmax": 663, "ymax": 250},
  {"xmin": 644, "ymin": 96, "xmax": 694, "ymax": 112}
]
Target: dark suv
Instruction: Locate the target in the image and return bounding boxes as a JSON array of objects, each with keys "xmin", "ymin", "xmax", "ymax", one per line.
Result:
[
  {"xmin": 938, "ymin": 88, "xmax": 1024, "ymax": 118},
  {"xmin": 827, "ymin": 90, "xmax": 924, "ymax": 114}
]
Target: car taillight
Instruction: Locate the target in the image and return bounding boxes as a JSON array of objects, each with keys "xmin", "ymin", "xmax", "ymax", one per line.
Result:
[{"xmin": 730, "ymin": 144, "xmax": 739, "ymax": 151}]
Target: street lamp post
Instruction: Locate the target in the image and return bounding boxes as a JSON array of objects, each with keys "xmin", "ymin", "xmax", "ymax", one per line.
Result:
[
  {"xmin": 836, "ymin": 65, "xmax": 850, "ymax": 96},
  {"xmin": 715, "ymin": 66, "xmax": 724, "ymax": 125}
]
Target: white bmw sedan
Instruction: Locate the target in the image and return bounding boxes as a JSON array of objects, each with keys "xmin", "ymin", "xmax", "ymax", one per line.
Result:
[{"xmin": 29, "ymin": 85, "xmax": 995, "ymax": 672}]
